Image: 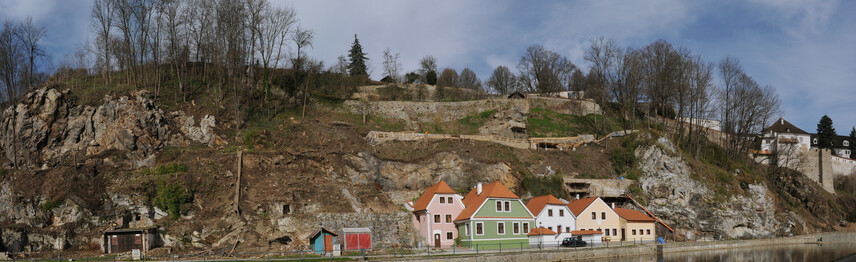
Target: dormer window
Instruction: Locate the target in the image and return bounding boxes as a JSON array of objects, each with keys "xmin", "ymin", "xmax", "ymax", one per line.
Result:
[
  {"xmin": 813, "ymin": 138, "xmax": 818, "ymax": 145},
  {"xmin": 845, "ymin": 141, "xmax": 850, "ymax": 147}
]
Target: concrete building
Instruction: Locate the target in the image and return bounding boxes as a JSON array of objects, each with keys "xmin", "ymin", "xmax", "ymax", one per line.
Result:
[
  {"xmin": 759, "ymin": 118, "xmax": 812, "ymax": 155},
  {"xmin": 527, "ymin": 227, "xmax": 558, "ymax": 247},
  {"xmin": 526, "ymin": 195, "xmax": 575, "ymax": 242},
  {"xmin": 406, "ymin": 181, "xmax": 465, "ymax": 248},
  {"xmin": 454, "ymin": 182, "xmax": 535, "ymax": 249}
]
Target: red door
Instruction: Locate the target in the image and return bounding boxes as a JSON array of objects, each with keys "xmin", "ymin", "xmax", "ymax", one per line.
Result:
[
  {"xmin": 358, "ymin": 233, "xmax": 371, "ymax": 250},
  {"xmin": 346, "ymin": 234, "xmax": 359, "ymax": 250},
  {"xmin": 323, "ymin": 235, "xmax": 333, "ymax": 253}
]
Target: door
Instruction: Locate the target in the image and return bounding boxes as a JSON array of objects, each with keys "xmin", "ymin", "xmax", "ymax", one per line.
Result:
[
  {"xmin": 323, "ymin": 235, "xmax": 333, "ymax": 253},
  {"xmin": 358, "ymin": 233, "xmax": 371, "ymax": 250},
  {"xmin": 621, "ymin": 229, "xmax": 626, "ymax": 241},
  {"xmin": 346, "ymin": 234, "xmax": 358, "ymax": 250},
  {"xmin": 434, "ymin": 234, "xmax": 441, "ymax": 248}
]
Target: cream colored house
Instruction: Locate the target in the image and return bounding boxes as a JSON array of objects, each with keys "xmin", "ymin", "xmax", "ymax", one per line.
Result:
[
  {"xmin": 614, "ymin": 208, "xmax": 656, "ymax": 242},
  {"xmin": 566, "ymin": 197, "xmax": 621, "ymax": 241}
]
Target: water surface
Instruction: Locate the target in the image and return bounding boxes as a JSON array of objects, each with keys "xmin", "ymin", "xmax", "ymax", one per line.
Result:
[{"xmin": 590, "ymin": 242, "xmax": 856, "ymax": 262}]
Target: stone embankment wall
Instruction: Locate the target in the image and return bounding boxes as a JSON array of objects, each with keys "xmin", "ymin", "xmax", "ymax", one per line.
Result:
[
  {"xmin": 795, "ymin": 149, "xmax": 835, "ymax": 193},
  {"xmin": 366, "ymin": 131, "xmax": 601, "ymax": 150},
  {"xmin": 529, "ymin": 97, "xmax": 601, "ymax": 116},
  {"xmin": 314, "ymin": 212, "xmax": 421, "ymax": 249},
  {"xmin": 342, "ymin": 97, "xmax": 601, "ymax": 125}
]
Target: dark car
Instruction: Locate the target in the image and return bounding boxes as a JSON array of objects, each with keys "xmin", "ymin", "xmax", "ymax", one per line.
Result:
[{"xmin": 561, "ymin": 237, "xmax": 587, "ymax": 247}]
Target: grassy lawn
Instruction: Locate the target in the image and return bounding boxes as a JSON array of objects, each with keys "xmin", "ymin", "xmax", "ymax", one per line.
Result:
[{"xmin": 526, "ymin": 108, "xmax": 622, "ymax": 137}]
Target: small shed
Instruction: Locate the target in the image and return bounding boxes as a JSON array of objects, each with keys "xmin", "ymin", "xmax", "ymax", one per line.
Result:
[
  {"xmin": 571, "ymin": 230, "xmax": 603, "ymax": 244},
  {"xmin": 103, "ymin": 227, "xmax": 159, "ymax": 254},
  {"xmin": 507, "ymin": 91, "xmax": 525, "ymax": 99},
  {"xmin": 307, "ymin": 228, "xmax": 338, "ymax": 254},
  {"xmin": 342, "ymin": 227, "xmax": 372, "ymax": 251},
  {"xmin": 528, "ymin": 227, "xmax": 558, "ymax": 247}
]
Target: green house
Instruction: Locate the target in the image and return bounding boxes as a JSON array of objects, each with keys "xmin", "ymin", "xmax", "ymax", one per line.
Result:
[{"xmin": 454, "ymin": 182, "xmax": 535, "ymax": 249}]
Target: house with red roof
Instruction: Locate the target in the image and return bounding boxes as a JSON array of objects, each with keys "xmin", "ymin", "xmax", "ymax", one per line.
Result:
[
  {"xmin": 526, "ymin": 195, "xmax": 575, "ymax": 242},
  {"xmin": 454, "ymin": 182, "xmax": 535, "ymax": 248},
  {"xmin": 527, "ymin": 227, "xmax": 557, "ymax": 247},
  {"xmin": 614, "ymin": 208, "xmax": 656, "ymax": 242},
  {"xmin": 405, "ymin": 181, "xmax": 465, "ymax": 248},
  {"xmin": 567, "ymin": 197, "xmax": 618, "ymax": 243}
]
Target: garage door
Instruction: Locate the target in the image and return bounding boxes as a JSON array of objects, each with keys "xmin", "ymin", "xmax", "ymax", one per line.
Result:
[
  {"xmin": 358, "ymin": 233, "xmax": 371, "ymax": 250},
  {"xmin": 345, "ymin": 234, "xmax": 359, "ymax": 250}
]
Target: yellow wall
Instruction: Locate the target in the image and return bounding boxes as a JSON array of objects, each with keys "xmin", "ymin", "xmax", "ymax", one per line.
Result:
[
  {"xmin": 574, "ymin": 199, "xmax": 620, "ymax": 238},
  {"xmin": 620, "ymin": 220, "xmax": 656, "ymax": 242}
]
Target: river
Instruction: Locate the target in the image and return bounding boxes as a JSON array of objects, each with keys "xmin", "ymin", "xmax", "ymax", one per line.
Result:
[{"xmin": 590, "ymin": 242, "xmax": 856, "ymax": 262}]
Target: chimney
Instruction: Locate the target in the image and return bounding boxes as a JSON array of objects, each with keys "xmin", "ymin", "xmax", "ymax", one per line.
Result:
[
  {"xmin": 781, "ymin": 119, "xmax": 783, "ymax": 125},
  {"xmin": 611, "ymin": 203, "xmax": 615, "ymax": 209},
  {"xmin": 476, "ymin": 183, "xmax": 483, "ymax": 195},
  {"xmin": 575, "ymin": 194, "xmax": 580, "ymax": 200}
]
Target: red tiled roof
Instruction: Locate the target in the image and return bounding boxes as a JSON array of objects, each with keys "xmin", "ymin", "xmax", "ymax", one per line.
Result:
[
  {"xmin": 412, "ymin": 181, "xmax": 457, "ymax": 212},
  {"xmin": 571, "ymin": 230, "xmax": 603, "ymax": 235},
  {"xmin": 526, "ymin": 195, "xmax": 566, "ymax": 217},
  {"xmin": 454, "ymin": 182, "xmax": 520, "ymax": 221},
  {"xmin": 614, "ymin": 208, "xmax": 656, "ymax": 222},
  {"xmin": 528, "ymin": 227, "xmax": 557, "ymax": 236},
  {"xmin": 567, "ymin": 197, "xmax": 598, "ymax": 217}
]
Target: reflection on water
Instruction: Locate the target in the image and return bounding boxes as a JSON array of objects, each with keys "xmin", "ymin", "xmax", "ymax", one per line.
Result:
[{"xmin": 590, "ymin": 243, "xmax": 856, "ymax": 262}]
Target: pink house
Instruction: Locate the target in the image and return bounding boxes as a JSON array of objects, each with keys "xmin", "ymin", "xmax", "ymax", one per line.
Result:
[{"xmin": 406, "ymin": 181, "xmax": 464, "ymax": 248}]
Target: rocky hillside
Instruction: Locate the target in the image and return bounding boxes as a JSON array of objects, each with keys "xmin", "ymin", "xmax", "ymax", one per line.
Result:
[{"xmin": 0, "ymin": 84, "xmax": 851, "ymax": 256}]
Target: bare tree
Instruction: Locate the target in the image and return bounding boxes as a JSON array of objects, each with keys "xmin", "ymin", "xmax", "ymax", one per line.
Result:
[
  {"xmin": 437, "ymin": 68, "xmax": 458, "ymax": 88},
  {"xmin": 16, "ymin": 17, "xmax": 47, "ymax": 88},
  {"xmin": 418, "ymin": 55, "xmax": 437, "ymax": 81},
  {"xmin": 458, "ymin": 67, "xmax": 480, "ymax": 90},
  {"xmin": 487, "ymin": 65, "xmax": 515, "ymax": 95},
  {"xmin": 91, "ymin": 0, "xmax": 115, "ymax": 86},
  {"xmin": 0, "ymin": 20, "xmax": 24, "ymax": 101},
  {"xmin": 518, "ymin": 44, "xmax": 574, "ymax": 95},
  {"xmin": 291, "ymin": 26, "xmax": 314, "ymax": 117},
  {"xmin": 381, "ymin": 47, "xmax": 400, "ymax": 83}
]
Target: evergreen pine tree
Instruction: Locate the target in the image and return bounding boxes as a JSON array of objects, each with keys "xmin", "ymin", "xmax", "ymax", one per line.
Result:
[
  {"xmin": 816, "ymin": 115, "xmax": 837, "ymax": 150},
  {"xmin": 348, "ymin": 34, "xmax": 368, "ymax": 77},
  {"xmin": 425, "ymin": 70, "xmax": 437, "ymax": 85},
  {"xmin": 849, "ymin": 127, "xmax": 856, "ymax": 159}
]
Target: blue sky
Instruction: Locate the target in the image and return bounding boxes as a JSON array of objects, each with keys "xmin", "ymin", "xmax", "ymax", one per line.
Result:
[{"xmin": 1, "ymin": 0, "xmax": 854, "ymax": 134}]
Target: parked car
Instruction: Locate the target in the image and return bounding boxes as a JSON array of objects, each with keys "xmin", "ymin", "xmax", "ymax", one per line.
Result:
[{"xmin": 561, "ymin": 237, "xmax": 587, "ymax": 247}]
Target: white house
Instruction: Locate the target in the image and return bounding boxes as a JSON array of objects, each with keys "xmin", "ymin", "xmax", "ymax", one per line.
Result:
[
  {"xmin": 525, "ymin": 195, "xmax": 575, "ymax": 241},
  {"xmin": 759, "ymin": 118, "xmax": 812, "ymax": 154}
]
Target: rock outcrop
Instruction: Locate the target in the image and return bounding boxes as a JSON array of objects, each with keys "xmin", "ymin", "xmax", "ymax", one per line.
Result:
[
  {"xmin": 635, "ymin": 137, "xmax": 786, "ymax": 239},
  {"xmin": 1, "ymin": 88, "xmax": 169, "ymax": 169}
]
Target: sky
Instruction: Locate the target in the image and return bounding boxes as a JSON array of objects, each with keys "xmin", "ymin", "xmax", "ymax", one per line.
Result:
[{"xmin": 1, "ymin": 0, "xmax": 854, "ymax": 134}]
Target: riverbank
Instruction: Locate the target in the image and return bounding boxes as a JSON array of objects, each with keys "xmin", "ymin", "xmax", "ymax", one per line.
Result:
[{"xmin": 389, "ymin": 232, "xmax": 856, "ymax": 261}]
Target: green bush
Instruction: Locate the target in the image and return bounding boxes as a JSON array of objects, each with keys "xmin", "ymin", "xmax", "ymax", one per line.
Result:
[
  {"xmin": 144, "ymin": 163, "xmax": 188, "ymax": 176},
  {"xmin": 610, "ymin": 136, "xmax": 641, "ymax": 175},
  {"xmin": 426, "ymin": 70, "xmax": 437, "ymax": 85},
  {"xmin": 153, "ymin": 178, "xmax": 193, "ymax": 219},
  {"xmin": 40, "ymin": 198, "xmax": 62, "ymax": 211},
  {"xmin": 522, "ymin": 175, "xmax": 565, "ymax": 198},
  {"xmin": 243, "ymin": 129, "xmax": 261, "ymax": 149}
]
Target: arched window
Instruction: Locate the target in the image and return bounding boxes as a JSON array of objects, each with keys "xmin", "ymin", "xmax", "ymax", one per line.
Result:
[
  {"xmin": 845, "ymin": 141, "xmax": 850, "ymax": 147},
  {"xmin": 813, "ymin": 138, "xmax": 818, "ymax": 145}
]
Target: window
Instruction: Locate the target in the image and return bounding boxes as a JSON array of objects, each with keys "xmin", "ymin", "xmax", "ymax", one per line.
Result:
[
  {"xmin": 548, "ymin": 226, "xmax": 553, "ymax": 230},
  {"xmin": 447, "ymin": 232, "xmax": 453, "ymax": 240},
  {"xmin": 504, "ymin": 201, "xmax": 510, "ymax": 212},
  {"xmin": 496, "ymin": 201, "xmax": 503, "ymax": 212},
  {"xmin": 846, "ymin": 141, "xmax": 850, "ymax": 147},
  {"xmin": 476, "ymin": 223, "xmax": 484, "ymax": 235},
  {"xmin": 498, "ymin": 222, "xmax": 505, "ymax": 235},
  {"xmin": 557, "ymin": 225, "xmax": 562, "ymax": 233},
  {"xmin": 434, "ymin": 214, "xmax": 441, "ymax": 223},
  {"xmin": 448, "ymin": 197, "xmax": 454, "ymax": 204},
  {"xmin": 605, "ymin": 229, "xmax": 610, "ymax": 236},
  {"xmin": 466, "ymin": 224, "xmax": 470, "ymax": 236},
  {"xmin": 592, "ymin": 212, "xmax": 596, "ymax": 220},
  {"xmin": 613, "ymin": 229, "xmax": 617, "ymax": 236},
  {"xmin": 440, "ymin": 197, "xmax": 445, "ymax": 204},
  {"xmin": 523, "ymin": 223, "xmax": 530, "ymax": 233},
  {"xmin": 548, "ymin": 209, "xmax": 553, "ymax": 217},
  {"xmin": 559, "ymin": 209, "xmax": 564, "ymax": 217},
  {"xmin": 513, "ymin": 222, "xmax": 520, "ymax": 234},
  {"xmin": 566, "ymin": 227, "xmax": 570, "ymax": 233},
  {"xmin": 601, "ymin": 212, "xmax": 606, "ymax": 220},
  {"xmin": 647, "ymin": 229, "xmax": 651, "ymax": 235},
  {"xmin": 445, "ymin": 214, "xmax": 452, "ymax": 223},
  {"xmin": 632, "ymin": 229, "xmax": 636, "ymax": 235},
  {"xmin": 813, "ymin": 138, "xmax": 818, "ymax": 144}
]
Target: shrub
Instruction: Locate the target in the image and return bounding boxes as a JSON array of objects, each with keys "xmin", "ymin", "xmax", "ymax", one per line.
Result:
[
  {"xmin": 610, "ymin": 136, "xmax": 641, "ymax": 175},
  {"xmin": 153, "ymin": 178, "xmax": 193, "ymax": 219},
  {"xmin": 522, "ymin": 175, "xmax": 565, "ymax": 198},
  {"xmin": 425, "ymin": 70, "xmax": 437, "ymax": 85},
  {"xmin": 40, "ymin": 198, "xmax": 62, "ymax": 211}
]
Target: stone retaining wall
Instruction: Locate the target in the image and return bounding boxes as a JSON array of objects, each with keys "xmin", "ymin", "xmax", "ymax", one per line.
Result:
[{"xmin": 314, "ymin": 212, "xmax": 421, "ymax": 249}]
